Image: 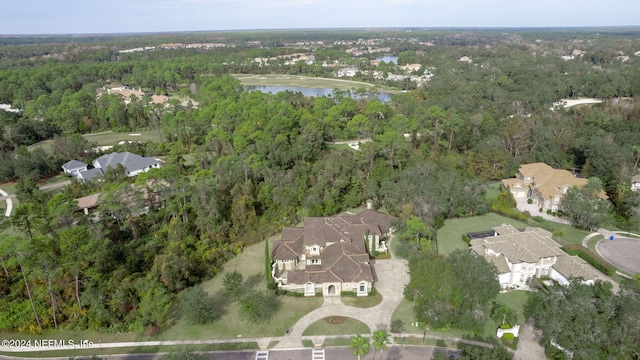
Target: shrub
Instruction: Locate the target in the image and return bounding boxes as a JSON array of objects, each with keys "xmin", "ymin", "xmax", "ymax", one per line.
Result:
[
  {"xmin": 552, "ymin": 231, "xmax": 564, "ymax": 238},
  {"xmin": 547, "ymin": 209, "xmax": 552, "ymax": 214},
  {"xmin": 223, "ymin": 270, "xmax": 244, "ymax": 301},
  {"xmin": 462, "ymin": 234, "xmax": 471, "ymax": 243},
  {"xmin": 527, "ymin": 198, "xmax": 533, "ymax": 204},
  {"xmin": 502, "ymin": 332, "xmax": 514, "ymax": 340},
  {"xmin": 238, "ymin": 290, "xmax": 281, "ymax": 324},
  {"xmin": 180, "ymin": 287, "xmax": 219, "ymax": 325},
  {"xmin": 562, "ymin": 245, "xmax": 616, "ymax": 276}
]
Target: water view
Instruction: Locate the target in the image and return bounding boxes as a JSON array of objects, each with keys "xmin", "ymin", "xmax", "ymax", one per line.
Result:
[{"xmin": 246, "ymin": 85, "xmax": 393, "ymax": 102}]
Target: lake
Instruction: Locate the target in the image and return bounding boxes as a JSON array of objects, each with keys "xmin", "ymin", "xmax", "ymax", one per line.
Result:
[
  {"xmin": 376, "ymin": 56, "xmax": 398, "ymax": 64},
  {"xmin": 246, "ymin": 85, "xmax": 393, "ymax": 102}
]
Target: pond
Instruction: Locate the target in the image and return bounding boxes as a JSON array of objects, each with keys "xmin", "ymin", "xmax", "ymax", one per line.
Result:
[
  {"xmin": 245, "ymin": 85, "xmax": 393, "ymax": 102},
  {"xmin": 376, "ymin": 56, "xmax": 398, "ymax": 64}
]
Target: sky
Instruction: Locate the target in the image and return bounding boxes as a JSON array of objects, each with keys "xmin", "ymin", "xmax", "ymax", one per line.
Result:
[{"xmin": 1, "ymin": 0, "xmax": 639, "ymax": 35}]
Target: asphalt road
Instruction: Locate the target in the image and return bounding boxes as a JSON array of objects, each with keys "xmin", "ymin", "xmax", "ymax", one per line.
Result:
[{"xmin": 597, "ymin": 236, "xmax": 640, "ymax": 274}]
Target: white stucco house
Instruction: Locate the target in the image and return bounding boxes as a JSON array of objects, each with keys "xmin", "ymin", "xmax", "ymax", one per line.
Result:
[{"xmin": 469, "ymin": 224, "xmax": 597, "ymax": 290}]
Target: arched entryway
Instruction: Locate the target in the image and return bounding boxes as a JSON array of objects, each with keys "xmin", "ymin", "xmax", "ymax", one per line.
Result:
[{"xmin": 327, "ymin": 284, "xmax": 336, "ymax": 295}]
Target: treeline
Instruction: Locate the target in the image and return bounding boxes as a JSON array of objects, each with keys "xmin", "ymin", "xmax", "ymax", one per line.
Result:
[{"xmin": 2, "ymin": 30, "xmax": 640, "ymax": 333}]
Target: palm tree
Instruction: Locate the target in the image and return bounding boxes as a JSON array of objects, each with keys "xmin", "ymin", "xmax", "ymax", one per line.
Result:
[
  {"xmin": 349, "ymin": 334, "xmax": 370, "ymax": 360},
  {"xmin": 372, "ymin": 330, "xmax": 391, "ymax": 360}
]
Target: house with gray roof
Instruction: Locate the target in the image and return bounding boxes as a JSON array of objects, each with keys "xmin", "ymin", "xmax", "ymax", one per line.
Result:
[
  {"xmin": 71, "ymin": 151, "xmax": 162, "ymax": 181},
  {"xmin": 62, "ymin": 160, "xmax": 88, "ymax": 177},
  {"xmin": 470, "ymin": 224, "xmax": 597, "ymax": 289},
  {"xmin": 272, "ymin": 208, "xmax": 396, "ymax": 297},
  {"xmin": 92, "ymin": 151, "xmax": 161, "ymax": 177}
]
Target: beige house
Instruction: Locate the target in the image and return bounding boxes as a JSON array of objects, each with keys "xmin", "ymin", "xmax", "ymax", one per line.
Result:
[
  {"xmin": 502, "ymin": 162, "xmax": 607, "ymax": 212},
  {"xmin": 470, "ymin": 224, "xmax": 597, "ymax": 289},
  {"xmin": 271, "ymin": 209, "xmax": 395, "ymax": 297}
]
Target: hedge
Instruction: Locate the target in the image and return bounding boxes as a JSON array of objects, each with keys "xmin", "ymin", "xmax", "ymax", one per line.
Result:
[{"xmin": 561, "ymin": 244, "xmax": 616, "ymax": 276}]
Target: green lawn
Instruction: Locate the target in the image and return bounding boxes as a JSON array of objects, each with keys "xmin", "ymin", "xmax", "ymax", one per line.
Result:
[
  {"xmin": 484, "ymin": 181, "xmax": 503, "ymax": 203},
  {"xmin": 341, "ymin": 292, "xmax": 382, "ymax": 308},
  {"xmin": 437, "ymin": 213, "xmax": 590, "ymax": 255},
  {"xmin": 156, "ymin": 235, "xmax": 323, "ymax": 341},
  {"xmin": 233, "ymin": 74, "xmax": 377, "ymax": 91},
  {"xmin": 391, "ymin": 291, "xmax": 531, "ymax": 339},
  {"xmin": 28, "ymin": 130, "xmax": 162, "ymax": 153},
  {"xmin": 437, "ymin": 213, "xmax": 529, "ymax": 255},
  {"xmin": 302, "ymin": 317, "xmax": 370, "ymax": 336}
]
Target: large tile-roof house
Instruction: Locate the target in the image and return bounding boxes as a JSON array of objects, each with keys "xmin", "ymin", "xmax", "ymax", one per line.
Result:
[
  {"xmin": 70, "ymin": 151, "xmax": 162, "ymax": 181},
  {"xmin": 469, "ymin": 224, "xmax": 597, "ymax": 289},
  {"xmin": 501, "ymin": 162, "xmax": 607, "ymax": 212},
  {"xmin": 272, "ymin": 209, "xmax": 396, "ymax": 297}
]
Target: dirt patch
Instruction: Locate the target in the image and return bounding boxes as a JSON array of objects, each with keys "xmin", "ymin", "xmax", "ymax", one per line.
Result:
[{"xmin": 323, "ymin": 316, "xmax": 347, "ymax": 325}]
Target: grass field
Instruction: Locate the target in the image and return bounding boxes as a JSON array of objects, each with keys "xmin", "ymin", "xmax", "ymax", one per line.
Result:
[
  {"xmin": 437, "ymin": 213, "xmax": 530, "ymax": 255},
  {"xmin": 156, "ymin": 235, "xmax": 323, "ymax": 341},
  {"xmin": 391, "ymin": 290, "xmax": 530, "ymax": 339},
  {"xmin": 302, "ymin": 317, "xmax": 370, "ymax": 336},
  {"xmin": 341, "ymin": 292, "xmax": 382, "ymax": 308},
  {"xmin": 233, "ymin": 74, "xmax": 377, "ymax": 91},
  {"xmin": 437, "ymin": 212, "xmax": 589, "ymax": 255},
  {"xmin": 28, "ymin": 130, "xmax": 162, "ymax": 153}
]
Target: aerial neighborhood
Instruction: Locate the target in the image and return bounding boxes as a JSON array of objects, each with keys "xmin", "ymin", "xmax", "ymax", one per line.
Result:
[{"xmin": 1, "ymin": 27, "xmax": 640, "ymax": 360}]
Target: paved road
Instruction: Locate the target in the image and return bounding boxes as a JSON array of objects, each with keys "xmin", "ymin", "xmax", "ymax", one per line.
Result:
[
  {"xmin": 513, "ymin": 319, "xmax": 546, "ymax": 360},
  {"xmin": 0, "ymin": 180, "xmax": 71, "ymax": 217},
  {"xmin": 0, "ymin": 188, "xmax": 12, "ymax": 217}
]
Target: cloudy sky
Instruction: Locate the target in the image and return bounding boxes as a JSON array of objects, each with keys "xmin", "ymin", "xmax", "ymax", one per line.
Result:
[{"xmin": 1, "ymin": 0, "xmax": 639, "ymax": 35}]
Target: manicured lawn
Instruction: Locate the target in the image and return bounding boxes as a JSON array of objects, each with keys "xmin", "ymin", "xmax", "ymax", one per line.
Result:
[
  {"xmin": 302, "ymin": 317, "xmax": 370, "ymax": 336},
  {"xmin": 341, "ymin": 292, "xmax": 382, "ymax": 308},
  {"xmin": 391, "ymin": 291, "xmax": 531, "ymax": 339},
  {"xmin": 437, "ymin": 213, "xmax": 529, "ymax": 255},
  {"xmin": 391, "ymin": 298, "xmax": 421, "ymax": 334},
  {"xmin": 157, "ymin": 235, "xmax": 323, "ymax": 340},
  {"xmin": 437, "ymin": 213, "xmax": 590, "ymax": 255},
  {"xmin": 233, "ymin": 74, "xmax": 377, "ymax": 90},
  {"xmin": 28, "ymin": 130, "xmax": 162, "ymax": 153},
  {"xmin": 484, "ymin": 181, "xmax": 503, "ymax": 203},
  {"xmin": 528, "ymin": 218, "xmax": 589, "ymax": 247}
]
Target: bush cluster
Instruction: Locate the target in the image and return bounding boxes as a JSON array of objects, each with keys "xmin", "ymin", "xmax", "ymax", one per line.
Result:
[{"xmin": 562, "ymin": 245, "xmax": 616, "ymax": 276}]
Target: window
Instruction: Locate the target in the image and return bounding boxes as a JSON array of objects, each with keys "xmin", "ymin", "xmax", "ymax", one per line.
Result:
[{"xmin": 310, "ymin": 259, "xmax": 320, "ymax": 265}]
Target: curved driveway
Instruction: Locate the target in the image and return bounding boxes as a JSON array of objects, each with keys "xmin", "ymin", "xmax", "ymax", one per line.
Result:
[
  {"xmin": 0, "ymin": 188, "xmax": 13, "ymax": 217},
  {"xmin": 275, "ymin": 252, "xmax": 410, "ymax": 348}
]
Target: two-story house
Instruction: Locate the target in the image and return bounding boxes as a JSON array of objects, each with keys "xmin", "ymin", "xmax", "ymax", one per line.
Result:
[
  {"xmin": 469, "ymin": 224, "xmax": 597, "ymax": 289},
  {"xmin": 501, "ymin": 162, "xmax": 607, "ymax": 212},
  {"xmin": 271, "ymin": 209, "xmax": 395, "ymax": 297}
]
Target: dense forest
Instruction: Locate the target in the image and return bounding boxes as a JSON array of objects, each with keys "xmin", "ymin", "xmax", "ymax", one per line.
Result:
[{"xmin": 1, "ymin": 29, "xmax": 640, "ymax": 340}]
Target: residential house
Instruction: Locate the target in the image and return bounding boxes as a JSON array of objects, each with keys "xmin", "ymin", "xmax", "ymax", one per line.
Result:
[
  {"xmin": 62, "ymin": 160, "xmax": 88, "ymax": 177},
  {"xmin": 271, "ymin": 208, "xmax": 396, "ymax": 297},
  {"xmin": 469, "ymin": 224, "xmax": 597, "ymax": 289},
  {"xmin": 337, "ymin": 67, "xmax": 358, "ymax": 77},
  {"xmin": 631, "ymin": 175, "xmax": 640, "ymax": 192},
  {"xmin": 73, "ymin": 151, "xmax": 162, "ymax": 181},
  {"xmin": 501, "ymin": 162, "xmax": 607, "ymax": 212}
]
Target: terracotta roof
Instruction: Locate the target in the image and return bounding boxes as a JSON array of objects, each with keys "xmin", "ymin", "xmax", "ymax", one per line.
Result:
[
  {"xmin": 76, "ymin": 193, "xmax": 100, "ymax": 210},
  {"xmin": 516, "ymin": 162, "xmax": 607, "ymax": 200}
]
